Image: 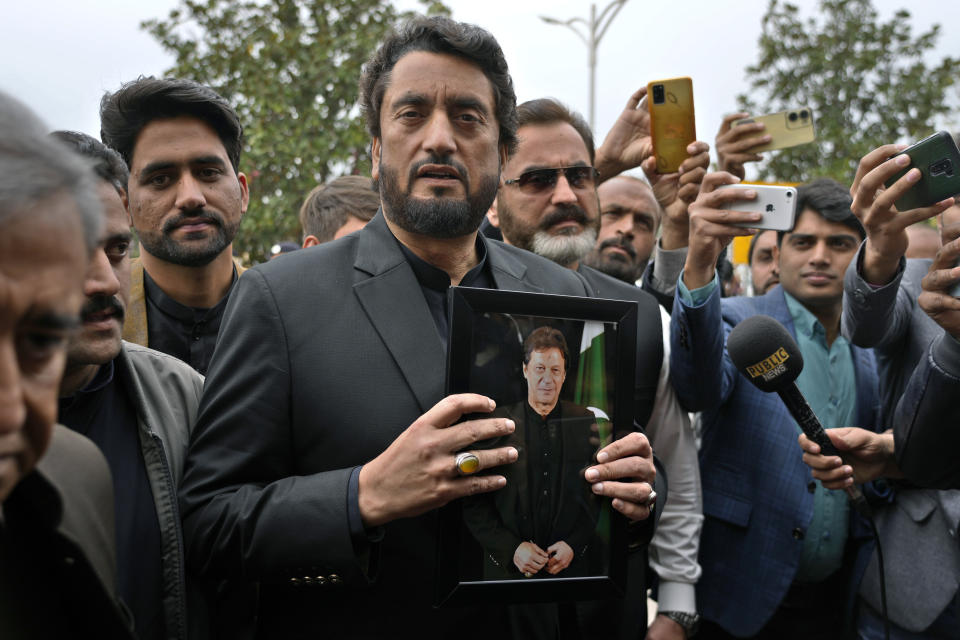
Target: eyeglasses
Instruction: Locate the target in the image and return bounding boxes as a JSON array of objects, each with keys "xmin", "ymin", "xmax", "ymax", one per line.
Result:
[{"xmin": 503, "ymin": 166, "xmax": 600, "ymax": 194}]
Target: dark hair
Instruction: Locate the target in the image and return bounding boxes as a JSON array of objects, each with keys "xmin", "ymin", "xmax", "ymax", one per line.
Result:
[
  {"xmin": 523, "ymin": 326, "xmax": 570, "ymax": 371},
  {"xmin": 514, "ymin": 98, "xmax": 595, "ymax": 163},
  {"xmin": 299, "ymin": 175, "xmax": 380, "ymax": 243},
  {"xmin": 748, "ymin": 229, "xmax": 774, "ymax": 266},
  {"xmin": 778, "ymin": 177, "xmax": 865, "ymax": 244},
  {"xmin": 50, "ymin": 131, "xmax": 128, "ymax": 196},
  {"xmin": 0, "ymin": 92, "xmax": 102, "ymax": 253},
  {"xmin": 100, "ymin": 76, "xmax": 243, "ymax": 175},
  {"xmin": 359, "ymin": 16, "xmax": 517, "ymax": 154}
]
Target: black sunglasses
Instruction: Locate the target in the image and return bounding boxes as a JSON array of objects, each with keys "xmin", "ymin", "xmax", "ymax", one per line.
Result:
[{"xmin": 503, "ymin": 166, "xmax": 600, "ymax": 193}]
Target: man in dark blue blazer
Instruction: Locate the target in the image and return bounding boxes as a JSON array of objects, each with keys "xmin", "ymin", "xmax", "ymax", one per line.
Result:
[{"xmin": 670, "ymin": 174, "xmax": 880, "ymax": 638}]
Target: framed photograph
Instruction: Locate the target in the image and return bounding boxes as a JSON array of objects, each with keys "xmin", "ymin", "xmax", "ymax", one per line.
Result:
[{"xmin": 435, "ymin": 286, "xmax": 638, "ymax": 606}]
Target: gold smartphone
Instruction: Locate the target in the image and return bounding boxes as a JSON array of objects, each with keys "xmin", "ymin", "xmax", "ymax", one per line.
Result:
[
  {"xmin": 734, "ymin": 108, "xmax": 815, "ymax": 153},
  {"xmin": 647, "ymin": 77, "xmax": 696, "ymax": 174}
]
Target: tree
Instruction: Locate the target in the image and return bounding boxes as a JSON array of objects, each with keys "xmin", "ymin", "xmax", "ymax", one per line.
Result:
[
  {"xmin": 143, "ymin": 0, "xmax": 449, "ymax": 262},
  {"xmin": 738, "ymin": 0, "xmax": 959, "ymax": 184}
]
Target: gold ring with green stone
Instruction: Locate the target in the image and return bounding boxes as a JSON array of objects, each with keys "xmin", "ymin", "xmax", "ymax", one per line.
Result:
[{"xmin": 455, "ymin": 452, "xmax": 480, "ymax": 476}]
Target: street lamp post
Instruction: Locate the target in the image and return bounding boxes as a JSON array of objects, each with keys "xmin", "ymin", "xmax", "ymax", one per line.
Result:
[{"xmin": 541, "ymin": 0, "xmax": 629, "ymax": 131}]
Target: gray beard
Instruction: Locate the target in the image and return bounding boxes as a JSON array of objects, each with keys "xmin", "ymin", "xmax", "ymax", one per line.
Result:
[{"xmin": 531, "ymin": 227, "xmax": 597, "ymax": 267}]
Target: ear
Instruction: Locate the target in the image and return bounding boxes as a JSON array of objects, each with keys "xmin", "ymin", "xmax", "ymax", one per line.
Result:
[
  {"xmin": 486, "ymin": 200, "xmax": 500, "ymax": 229},
  {"xmin": 237, "ymin": 172, "xmax": 250, "ymax": 215},
  {"xmin": 371, "ymin": 137, "xmax": 382, "ymax": 182},
  {"xmin": 499, "ymin": 143, "xmax": 509, "ymax": 175},
  {"xmin": 121, "ymin": 188, "xmax": 132, "ymax": 227},
  {"xmin": 302, "ymin": 235, "xmax": 320, "ymax": 249}
]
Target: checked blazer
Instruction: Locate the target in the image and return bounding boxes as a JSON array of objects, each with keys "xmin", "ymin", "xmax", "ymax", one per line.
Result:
[{"xmin": 669, "ymin": 284, "xmax": 879, "ymax": 637}]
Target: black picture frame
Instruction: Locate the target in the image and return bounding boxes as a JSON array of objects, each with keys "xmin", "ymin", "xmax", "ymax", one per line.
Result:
[{"xmin": 436, "ymin": 286, "xmax": 638, "ymax": 607}]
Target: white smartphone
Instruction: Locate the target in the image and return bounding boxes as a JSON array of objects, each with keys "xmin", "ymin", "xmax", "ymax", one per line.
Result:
[{"xmin": 716, "ymin": 184, "xmax": 799, "ymax": 231}]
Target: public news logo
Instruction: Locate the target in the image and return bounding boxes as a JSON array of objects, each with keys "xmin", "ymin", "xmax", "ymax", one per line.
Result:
[{"xmin": 745, "ymin": 347, "xmax": 790, "ymax": 382}]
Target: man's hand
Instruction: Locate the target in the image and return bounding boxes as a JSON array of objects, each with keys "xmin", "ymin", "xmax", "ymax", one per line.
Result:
[
  {"xmin": 514, "ymin": 541, "xmax": 549, "ymax": 575},
  {"xmin": 715, "ymin": 112, "xmax": 769, "ymax": 180},
  {"xmin": 643, "ymin": 140, "xmax": 712, "ymax": 251},
  {"xmin": 797, "ymin": 428, "xmax": 900, "ymax": 489},
  {"xmin": 646, "ymin": 614, "xmax": 687, "ymax": 640},
  {"xmin": 682, "ymin": 172, "xmax": 761, "ymax": 290},
  {"xmin": 585, "ymin": 432, "xmax": 656, "ymax": 521},
  {"xmin": 850, "ymin": 143, "xmax": 955, "ymax": 284},
  {"xmin": 919, "ymin": 232, "xmax": 960, "ymax": 339},
  {"xmin": 358, "ymin": 394, "xmax": 518, "ymax": 527},
  {"xmin": 545, "ymin": 540, "xmax": 574, "ymax": 575},
  {"xmin": 594, "ymin": 87, "xmax": 653, "ymax": 181}
]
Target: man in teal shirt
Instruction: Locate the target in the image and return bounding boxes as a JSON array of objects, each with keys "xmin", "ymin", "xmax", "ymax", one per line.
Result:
[{"xmin": 670, "ymin": 176, "xmax": 879, "ymax": 638}]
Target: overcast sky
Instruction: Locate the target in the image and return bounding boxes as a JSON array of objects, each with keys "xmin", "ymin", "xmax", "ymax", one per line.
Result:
[{"xmin": 2, "ymin": 0, "xmax": 958, "ymax": 177}]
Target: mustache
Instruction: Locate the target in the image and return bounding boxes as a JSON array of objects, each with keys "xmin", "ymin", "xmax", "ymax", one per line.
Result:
[
  {"xmin": 597, "ymin": 235, "xmax": 637, "ymax": 260},
  {"xmin": 539, "ymin": 205, "xmax": 590, "ymax": 232},
  {"xmin": 408, "ymin": 155, "xmax": 470, "ymax": 187},
  {"xmin": 162, "ymin": 209, "xmax": 223, "ymax": 234},
  {"xmin": 81, "ymin": 294, "xmax": 125, "ymax": 323}
]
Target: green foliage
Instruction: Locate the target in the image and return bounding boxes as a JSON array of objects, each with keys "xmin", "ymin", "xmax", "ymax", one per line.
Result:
[
  {"xmin": 738, "ymin": 0, "xmax": 959, "ymax": 184},
  {"xmin": 143, "ymin": 0, "xmax": 449, "ymax": 263}
]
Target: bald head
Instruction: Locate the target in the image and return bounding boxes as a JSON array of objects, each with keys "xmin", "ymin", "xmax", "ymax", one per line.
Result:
[{"xmin": 583, "ymin": 175, "xmax": 660, "ymax": 283}]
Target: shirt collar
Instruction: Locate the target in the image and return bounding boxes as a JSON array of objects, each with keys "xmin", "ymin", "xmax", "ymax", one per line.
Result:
[
  {"xmin": 396, "ymin": 234, "xmax": 489, "ymax": 292},
  {"xmin": 783, "ymin": 290, "xmax": 825, "ymax": 341},
  {"xmin": 143, "ymin": 264, "xmax": 238, "ymax": 321}
]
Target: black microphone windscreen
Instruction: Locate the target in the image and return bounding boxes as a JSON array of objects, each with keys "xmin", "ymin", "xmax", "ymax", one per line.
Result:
[{"xmin": 727, "ymin": 314, "xmax": 804, "ymax": 392}]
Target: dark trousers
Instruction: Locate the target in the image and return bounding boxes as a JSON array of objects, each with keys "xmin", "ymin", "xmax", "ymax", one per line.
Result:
[{"xmin": 698, "ymin": 571, "xmax": 845, "ymax": 640}]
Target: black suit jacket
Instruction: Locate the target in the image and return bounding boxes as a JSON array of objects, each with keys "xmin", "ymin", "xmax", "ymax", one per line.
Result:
[
  {"xmin": 463, "ymin": 400, "xmax": 601, "ymax": 578},
  {"xmin": 180, "ymin": 214, "xmax": 616, "ymax": 637},
  {"xmin": 1, "ymin": 426, "xmax": 134, "ymax": 639}
]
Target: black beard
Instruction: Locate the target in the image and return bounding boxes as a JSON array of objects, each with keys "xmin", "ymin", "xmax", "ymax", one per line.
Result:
[
  {"xmin": 583, "ymin": 248, "xmax": 645, "ymax": 284},
  {"xmin": 379, "ymin": 156, "xmax": 498, "ymax": 239},
  {"xmin": 137, "ymin": 209, "xmax": 238, "ymax": 267}
]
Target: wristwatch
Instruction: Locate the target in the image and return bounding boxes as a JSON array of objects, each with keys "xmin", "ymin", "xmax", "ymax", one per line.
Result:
[{"xmin": 659, "ymin": 611, "xmax": 701, "ymax": 637}]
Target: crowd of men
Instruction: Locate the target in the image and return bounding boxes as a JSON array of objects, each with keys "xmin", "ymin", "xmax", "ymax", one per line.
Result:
[{"xmin": 1, "ymin": 14, "xmax": 959, "ymax": 640}]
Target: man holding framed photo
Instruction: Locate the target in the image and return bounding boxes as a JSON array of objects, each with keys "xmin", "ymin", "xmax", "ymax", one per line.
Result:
[{"xmin": 179, "ymin": 16, "xmax": 656, "ymax": 639}]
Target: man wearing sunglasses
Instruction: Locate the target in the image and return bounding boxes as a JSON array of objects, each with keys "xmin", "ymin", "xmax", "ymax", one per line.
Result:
[{"xmin": 491, "ymin": 96, "xmax": 707, "ymax": 640}]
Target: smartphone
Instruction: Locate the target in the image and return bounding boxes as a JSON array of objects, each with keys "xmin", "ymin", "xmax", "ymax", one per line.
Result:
[
  {"xmin": 734, "ymin": 108, "xmax": 815, "ymax": 152},
  {"xmin": 884, "ymin": 131, "xmax": 960, "ymax": 211},
  {"xmin": 716, "ymin": 184, "xmax": 799, "ymax": 231},
  {"xmin": 647, "ymin": 77, "xmax": 696, "ymax": 174}
]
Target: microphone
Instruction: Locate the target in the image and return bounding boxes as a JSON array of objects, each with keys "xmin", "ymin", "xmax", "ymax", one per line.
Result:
[{"xmin": 726, "ymin": 314, "xmax": 870, "ymax": 515}]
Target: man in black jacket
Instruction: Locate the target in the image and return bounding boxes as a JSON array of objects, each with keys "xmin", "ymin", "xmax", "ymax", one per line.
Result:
[{"xmin": 179, "ymin": 16, "xmax": 656, "ymax": 639}]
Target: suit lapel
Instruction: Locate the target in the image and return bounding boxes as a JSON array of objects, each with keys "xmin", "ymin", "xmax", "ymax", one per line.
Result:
[
  {"xmin": 487, "ymin": 241, "xmax": 542, "ymax": 294},
  {"xmin": 353, "ymin": 214, "xmax": 446, "ymax": 413}
]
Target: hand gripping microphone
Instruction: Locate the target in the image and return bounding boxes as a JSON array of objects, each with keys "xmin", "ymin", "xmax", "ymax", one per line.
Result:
[{"xmin": 726, "ymin": 314, "xmax": 870, "ymax": 516}]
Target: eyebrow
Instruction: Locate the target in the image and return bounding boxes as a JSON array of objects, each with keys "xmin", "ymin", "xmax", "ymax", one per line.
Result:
[
  {"xmin": 787, "ymin": 233, "xmax": 859, "ymax": 243},
  {"xmin": 447, "ymin": 96, "xmax": 489, "ymax": 118},
  {"xmin": 390, "ymin": 91, "xmax": 430, "ymax": 110},
  {"xmin": 139, "ymin": 156, "xmax": 227, "ymax": 178},
  {"xmin": 520, "ymin": 161, "xmax": 590, "ymax": 174},
  {"xmin": 104, "ymin": 231, "xmax": 133, "ymax": 245}
]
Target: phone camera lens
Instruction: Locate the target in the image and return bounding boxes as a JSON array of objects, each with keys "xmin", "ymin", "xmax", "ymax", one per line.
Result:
[
  {"xmin": 800, "ymin": 110, "xmax": 809, "ymax": 119},
  {"xmin": 788, "ymin": 112, "xmax": 798, "ymax": 122},
  {"xmin": 652, "ymin": 84, "xmax": 665, "ymax": 105}
]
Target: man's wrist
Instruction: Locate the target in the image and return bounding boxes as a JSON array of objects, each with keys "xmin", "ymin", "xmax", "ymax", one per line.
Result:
[
  {"xmin": 861, "ymin": 241, "xmax": 902, "ymax": 286},
  {"xmin": 660, "ymin": 214, "xmax": 690, "ymax": 250},
  {"xmin": 659, "ymin": 611, "xmax": 700, "ymax": 637},
  {"xmin": 682, "ymin": 261, "xmax": 715, "ymax": 291},
  {"xmin": 594, "ymin": 149, "xmax": 622, "ymax": 184}
]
